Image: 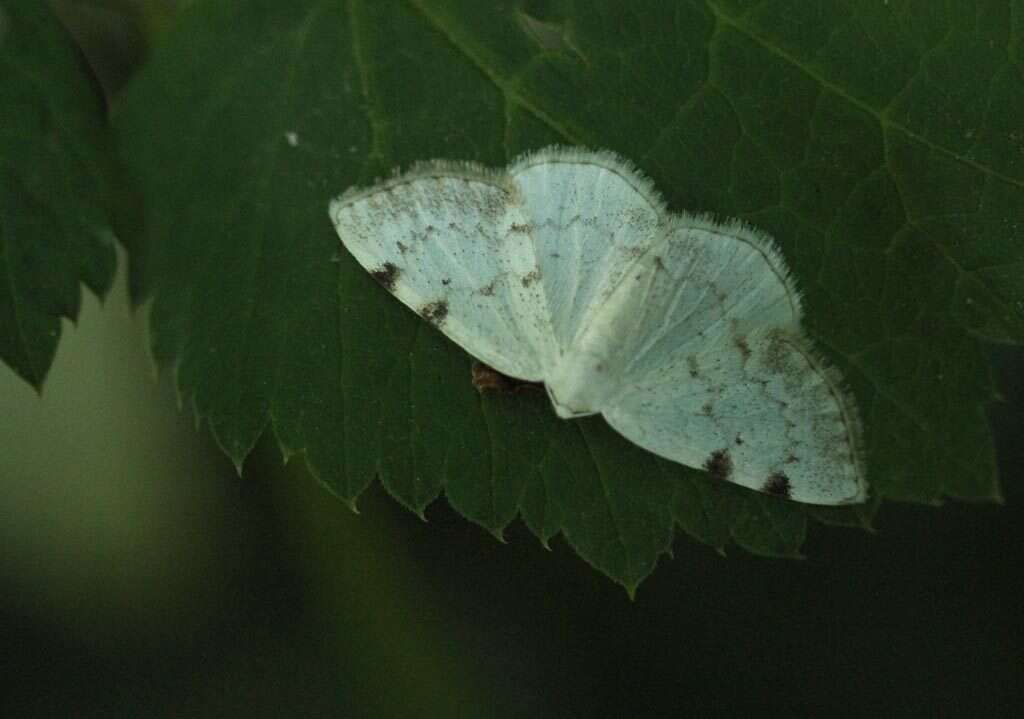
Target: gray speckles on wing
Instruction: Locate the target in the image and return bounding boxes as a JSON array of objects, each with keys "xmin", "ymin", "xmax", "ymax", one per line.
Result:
[
  {"xmin": 509, "ymin": 159, "xmax": 663, "ymax": 353},
  {"xmin": 330, "ymin": 170, "xmax": 555, "ymax": 381},
  {"xmin": 329, "ymin": 147, "xmax": 866, "ymax": 506},
  {"xmin": 604, "ymin": 328, "xmax": 865, "ymax": 504},
  {"xmin": 611, "ymin": 217, "xmax": 802, "ymax": 384}
]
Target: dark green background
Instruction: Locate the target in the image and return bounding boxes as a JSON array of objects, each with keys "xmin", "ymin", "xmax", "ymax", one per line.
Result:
[{"xmin": 4, "ymin": 348, "xmax": 1021, "ymax": 715}]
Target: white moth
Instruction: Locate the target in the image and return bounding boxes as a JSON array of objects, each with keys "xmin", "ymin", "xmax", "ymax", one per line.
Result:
[{"xmin": 328, "ymin": 147, "xmax": 866, "ymax": 505}]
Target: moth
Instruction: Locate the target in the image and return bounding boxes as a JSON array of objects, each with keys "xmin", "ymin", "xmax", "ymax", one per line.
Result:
[{"xmin": 329, "ymin": 147, "xmax": 866, "ymax": 505}]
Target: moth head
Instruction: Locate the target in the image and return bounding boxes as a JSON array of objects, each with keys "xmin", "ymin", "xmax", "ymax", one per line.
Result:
[{"xmin": 544, "ymin": 352, "xmax": 610, "ymax": 420}]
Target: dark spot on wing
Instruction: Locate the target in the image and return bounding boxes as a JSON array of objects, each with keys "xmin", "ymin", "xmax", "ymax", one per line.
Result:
[
  {"xmin": 712, "ymin": 283, "xmax": 728, "ymax": 305},
  {"xmin": 371, "ymin": 262, "xmax": 400, "ymax": 291},
  {"xmin": 703, "ymin": 449, "xmax": 733, "ymax": 482},
  {"xmin": 420, "ymin": 300, "xmax": 449, "ymax": 326},
  {"xmin": 687, "ymin": 355, "xmax": 700, "ymax": 378},
  {"xmin": 762, "ymin": 329, "xmax": 791, "ymax": 374},
  {"xmin": 763, "ymin": 472, "xmax": 791, "ymax": 498},
  {"xmin": 734, "ymin": 334, "xmax": 752, "ymax": 362},
  {"xmin": 521, "ymin": 270, "xmax": 541, "ymax": 288}
]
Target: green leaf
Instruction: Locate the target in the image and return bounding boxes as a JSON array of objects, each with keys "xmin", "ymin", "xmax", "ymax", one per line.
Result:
[
  {"xmin": 114, "ymin": 0, "xmax": 1020, "ymax": 589},
  {"xmin": 0, "ymin": 0, "xmax": 118, "ymax": 388}
]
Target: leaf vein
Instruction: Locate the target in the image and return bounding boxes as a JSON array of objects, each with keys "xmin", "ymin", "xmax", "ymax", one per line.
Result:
[
  {"xmin": 404, "ymin": 0, "xmax": 583, "ymax": 145},
  {"xmin": 706, "ymin": 1, "xmax": 1024, "ymax": 191}
]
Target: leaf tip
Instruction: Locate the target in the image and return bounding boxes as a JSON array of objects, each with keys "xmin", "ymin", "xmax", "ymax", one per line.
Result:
[
  {"xmin": 343, "ymin": 497, "xmax": 361, "ymax": 514},
  {"xmin": 213, "ymin": 431, "xmax": 249, "ymax": 477},
  {"xmin": 25, "ymin": 370, "xmax": 47, "ymax": 396},
  {"xmin": 3, "ymin": 342, "xmax": 54, "ymax": 393},
  {"xmin": 278, "ymin": 444, "xmax": 295, "ymax": 465}
]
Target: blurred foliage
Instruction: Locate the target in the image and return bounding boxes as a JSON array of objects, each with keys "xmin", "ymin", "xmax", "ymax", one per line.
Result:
[{"xmin": 0, "ymin": 0, "xmax": 118, "ymax": 386}]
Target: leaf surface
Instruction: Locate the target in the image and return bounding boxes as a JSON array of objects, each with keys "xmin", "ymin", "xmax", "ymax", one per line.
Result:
[{"xmin": 115, "ymin": 0, "xmax": 1021, "ymax": 589}]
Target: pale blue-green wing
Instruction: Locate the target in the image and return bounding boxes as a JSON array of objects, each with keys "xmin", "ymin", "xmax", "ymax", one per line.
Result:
[
  {"xmin": 608, "ymin": 213, "xmax": 803, "ymax": 382},
  {"xmin": 329, "ymin": 163, "xmax": 556, "ymax": 381},
  {"xmin": 604, "ymin": 327, "xmax": 865, "ymax": 505},
  {"xmin": 508, "ymin": 147, "xmax": 665, "ymax": 356},
  {"xmin": 594, "ymin": 216, "xmax": 864, "ymax": 505}
]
